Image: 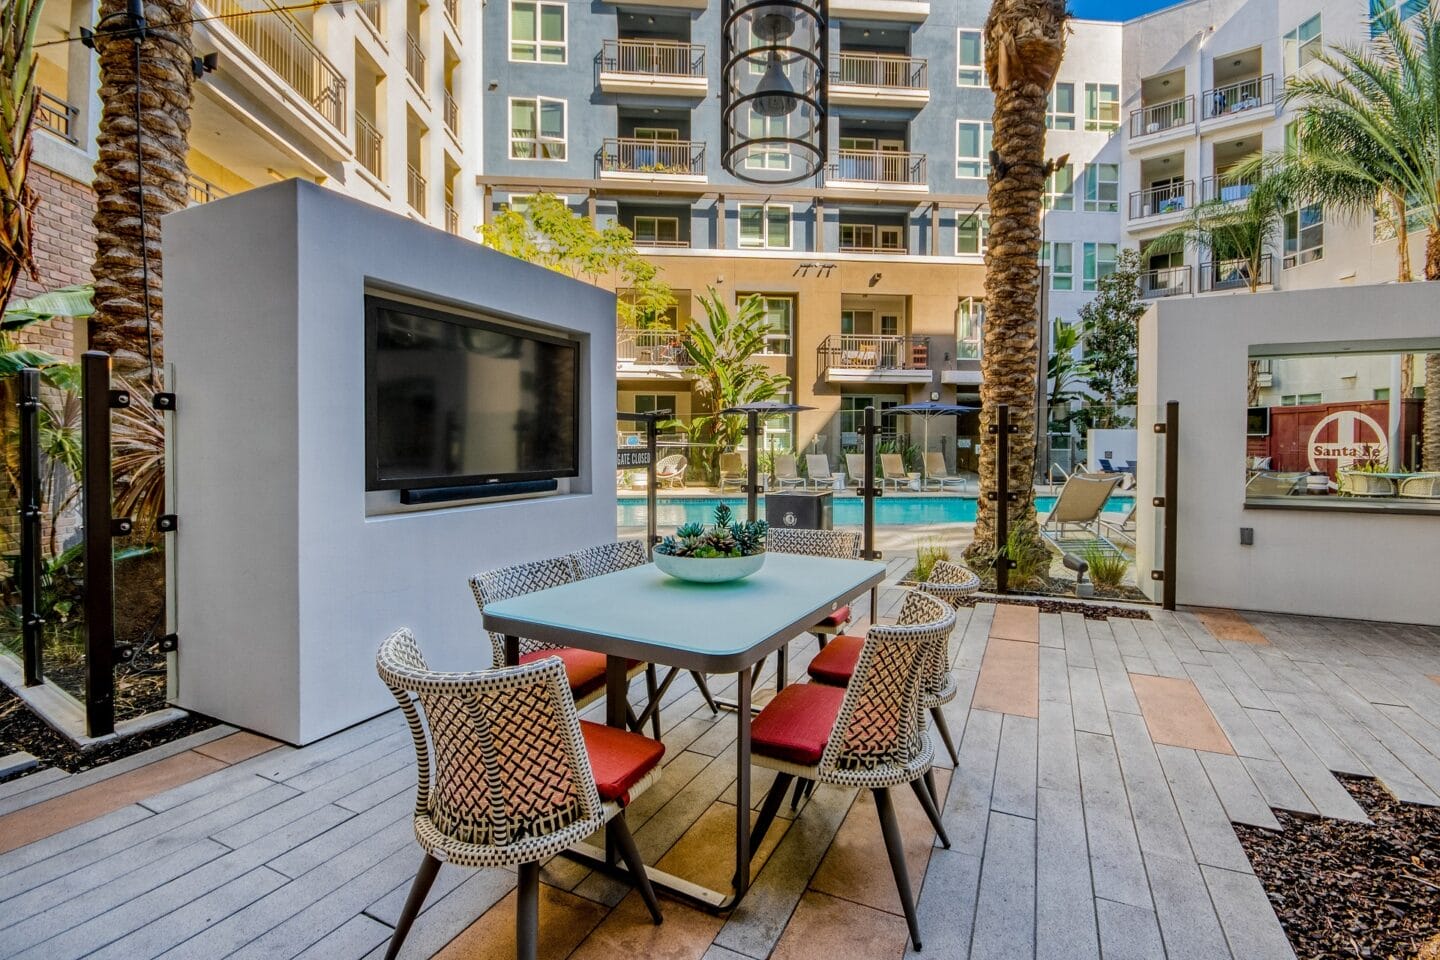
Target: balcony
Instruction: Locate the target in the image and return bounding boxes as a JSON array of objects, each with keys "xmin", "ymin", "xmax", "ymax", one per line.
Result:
[
  {"xmin": 1201, "ymin": 75, "xmax": 1275, "ymax": 122},
  {"xmin": 443, "ymin": 0, "xmax": 459, "ymax": 31},
  {"xmin": 407, "ymin": 164, "xmax": 426, "ymax": 216},
  {"xmin": 186, "ymin": 172, "xmax": 230, "ymax": 205},
  {"xmin": 818, "ymin": 334, "xmax": 934, "ymax": 384},
  {"xmin": 1201, "ymin": 173, "xmax": 1258, "ymax": 204},
  {"xmin": 406, "ymin": 33, "xmax": 426, "ymax": 92},
  {"xmin": 601, "ymin": 0, "xmax": 707, "ymax": 8},
  {"xmin": 1139, "ymin": 265, "xmax": 1192, "ymax": 299},
  {"xmin": 1129, "ymin": 181, "xmax": 1194, "ymax": 222},
  {"xmin": 443, "ymin": 90, "xmax": 459, "ymax": 138},
  {"xmin": 599, "ymin": 138, "xmax": 706, "ymax": 182},
  {"xmin": 830, "ymin": 53, "xmax": 928, "ymax": 108},
  {"xmin": 356, "ymin": 114, "xmax": 382, "ymax": 180},
  {"xmin": 598, "ymin": 39, "xmax": 707, "ymax": 96},
  {"xmin": 445, "ymin": 201, "xmax": 459, "ymax": 234},
  {"xmin": 355, "ymin": 0, "xmax": 381, "ymax": 34},
  {"xmin": 35, "ymin": 89, "xmax": 78, "ymax": 144},
  {"xmin": 828, "ymin": 0, "xmax": 929, "ymax": 22},
  {"xmin": 1128, "ymin": 96, "xmax": 1193, "ymax": 141},
  {"xmin": 617, "ymin": 330, "xmax": 696, "ymax": 380},
  {"xmin": 1199, "ymin": 254, "xmax": 1272, "ymax": 292},
  {"xmin": 826, "ymin": 150, "xmax": 927, "ymax": 191},
  {"xmin": 205, "ymin": 0, "xmax": 347, "ymax": 136}
]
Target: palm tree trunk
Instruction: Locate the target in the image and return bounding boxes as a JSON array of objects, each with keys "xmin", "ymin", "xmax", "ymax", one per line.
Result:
[
  {"xmin": 1, "ymin": 0, "xmax": 45, "ymax": 319},
  {"xmin": 90, "ymin": 0, "xmax": 194, "ymax": 380},
  {"xmin": 1390, "ymin": 189, "xmax": 1413, "ymax": 283},
  {"xmin": 968, "ymin": 0, "xmax": 1067, "ymax": 563},
  {"xmin": 1426, "ymin": 228, "xmax": 1440, "ymax": 471}
]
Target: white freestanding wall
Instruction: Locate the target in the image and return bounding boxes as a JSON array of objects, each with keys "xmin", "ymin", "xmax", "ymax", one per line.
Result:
[
  {"xmin": 164, "ymin": 181, "xmax": 618, "ymax": 744},
  {"xmin": 1136, "ymin": 282, "xmax": 1440, "ymax": 626}
]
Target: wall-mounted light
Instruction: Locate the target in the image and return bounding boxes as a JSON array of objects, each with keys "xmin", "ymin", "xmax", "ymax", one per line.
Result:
[{"xmin": 191, "ymin": 51, "xmax": 218, "ymax": 79}]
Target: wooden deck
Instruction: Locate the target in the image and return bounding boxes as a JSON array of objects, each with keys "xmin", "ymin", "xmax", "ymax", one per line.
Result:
[{"xmin": 4, "ymin": 573, "xmax": 1440, "ymax": 959}]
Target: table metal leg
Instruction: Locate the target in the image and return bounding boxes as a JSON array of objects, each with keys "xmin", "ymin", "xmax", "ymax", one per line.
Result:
[
  {"xmin": 775, "ymin": 643, "xmax": 788, "ymax": 691},
  {"xmin": 605, "ymin": 655, "xmax": 627, "ymax": 867},
  {"xmin": 734, "ymin": 666, "xmax": 752, "ymax": 900}
]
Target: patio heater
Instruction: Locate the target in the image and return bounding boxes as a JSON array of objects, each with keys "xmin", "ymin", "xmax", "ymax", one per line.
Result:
[
  {"xmin": 720, "ymin": 0, "xmax": 828, "ymax": 184},
  {"xmin": 720, "ymin": 402, "xmax": 814, "ymax": 522}
]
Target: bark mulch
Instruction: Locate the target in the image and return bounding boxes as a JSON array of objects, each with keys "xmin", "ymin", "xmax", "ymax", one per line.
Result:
[{"xmin": 1237, "ymin": 775, "xmax": 1440, "ymax": 960}]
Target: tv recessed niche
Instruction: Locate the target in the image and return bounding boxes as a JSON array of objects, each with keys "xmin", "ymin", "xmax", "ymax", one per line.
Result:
[{"xmin": 365, "ymin": 294, "xmax": 581, "ymax": 502}]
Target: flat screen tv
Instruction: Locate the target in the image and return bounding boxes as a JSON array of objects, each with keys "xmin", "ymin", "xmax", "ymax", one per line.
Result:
[
  {"xmin": 365, "ymin": 295, "xmax": 580, "ymax": 492},
  {"xmin": 1246, "ymin": 406, "xmax": 1271, "ymax": 437}
]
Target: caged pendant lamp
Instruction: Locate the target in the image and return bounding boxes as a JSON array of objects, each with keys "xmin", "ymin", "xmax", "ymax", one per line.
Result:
[{"xmin": 721, "ymin": 0, "xmax": 828, "ymax": 184}]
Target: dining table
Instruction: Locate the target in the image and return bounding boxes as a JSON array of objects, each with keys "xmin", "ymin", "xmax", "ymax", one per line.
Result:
[{"xmin": 481, "ymin": 551, "xmax": 887, "ymax": 912}]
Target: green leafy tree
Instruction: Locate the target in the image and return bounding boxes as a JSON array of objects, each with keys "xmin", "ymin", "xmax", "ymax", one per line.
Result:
[
  {"xmin": 1047, "ymin": 317, "xmax": 1087, "ymax": 430},
  {"xmin": 670, "ymin": 288, "xmax": 789, "ymax": 483},
  {"xmin": 1076, "ymin": 249, "xmax": 1144, "ymax": 427},
  {"xmin": 480, "ymin": 192, "xmax": 674, "ymax": 327}
]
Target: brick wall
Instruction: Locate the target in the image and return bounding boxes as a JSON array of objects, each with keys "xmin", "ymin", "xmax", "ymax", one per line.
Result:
[{"xmin": 13, "ymin": 162, "xmax": 96, "ymax": 363}]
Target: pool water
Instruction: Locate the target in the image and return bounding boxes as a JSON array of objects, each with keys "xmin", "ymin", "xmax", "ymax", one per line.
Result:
[{"xmin": 617, "ymin": 494, "xmax": 1134, "ymax": 529}]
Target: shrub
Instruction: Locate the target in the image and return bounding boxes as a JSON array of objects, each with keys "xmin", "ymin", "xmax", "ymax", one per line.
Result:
[
  {"xmin": 912, "ymin": 537, "xmax": 950, "ymax": 582},
  {"xmin": 1081, "ymin": 543, "xmax": 1130, "ymax": 588},
  {"xmin": 1004, "ymin": 521, "xmax": 1052, "ymax": 588}
]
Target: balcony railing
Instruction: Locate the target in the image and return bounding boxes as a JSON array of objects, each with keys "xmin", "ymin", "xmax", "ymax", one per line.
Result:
[
  {"xmin": 186, "ymin": 172, "xmax": 230, "ymax": 205},
  {"xmin": 817, "ymin": 334, "xmax": 930, "ymax": 371},
  {"xmin": 1201, "ymin": 173, "xmax": 1258, "ymax": 204},
  {"xmin": 207, "ymin": 0, "xmax": 346, "ymax": 134},
  {"xmin": 600, "ymin": 138, "xmax": 706, "ymax": 176},
  {"xmin": 355, "ymin": 0, "xmax": 380, "ymax": 32},
  {"xmin": 406, "ymin": 33, "xmax": 426, "ymax": 88},
  {"xmin": 599, "ymin": 38, "xmax": 705, "ymax": 77},
  {"xmin": 407, "ymin": 165, "xmax": 427, "ymax": 215},
  {"xmin": 618, "ymin": 330, "xmax": 694, "ymax": 366},
  {"xmin": 838, "ymin": 240, "xmax": 908, "ymax": 254},
  {"xmin": 443, "ymin": 0, "xmax": 459, "ymax": 30},
  {"xmin": 356, "ymin": 114, "xmax": 382, "ymax": 179},
  {"xmin": 35, "ymin": 89, "xmax": 78, "ymax": 143},
  {"xmin": 1199, "ymin": 254, "xmax": 1272, "ymax": 292},
  {"xmin": 1139, "ymin": 265, "xmax": 1192, "ymax": 299},
  {"xmin": 1129, "ymin": 96, "xmax": 1193, "ymax": 138},
  {"xmin": 1201, "ymin": 74, "xmax": 1275, "ymax": 120},
  {"xmin": 443, "ymin": 89, "xmax": 458, "ymax": 136},
  {"xmin": 828, "ymin": 149, "xmax": 927, "ymax": 186},
  {"xmin": 445, "ymin": 201, "xmax": 459, "ymax": 234},
  {"xmin": 1129, "ymin": 181, "xmax": 1194, "ymax": 220},
  {"xmin": 832, "ymin": 51, "xmax": 927, "ymax": 89}
]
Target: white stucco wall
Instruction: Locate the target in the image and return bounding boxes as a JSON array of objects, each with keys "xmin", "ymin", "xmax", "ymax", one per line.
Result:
[
  {"xmin": 164, "ymin": 181, "xmax": 617, "ymax": 744},
  {"xmin": 1136, "ymin": 281, "xmax": 1440, "ymax": 625}
]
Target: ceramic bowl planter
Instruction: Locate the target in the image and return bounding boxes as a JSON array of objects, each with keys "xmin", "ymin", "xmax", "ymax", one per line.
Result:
[{"xmin": 653, "ymin": 552, "xmax": 766, "ymax": 583}]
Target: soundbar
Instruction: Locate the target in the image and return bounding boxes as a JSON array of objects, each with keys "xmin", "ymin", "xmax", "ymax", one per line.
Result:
[{"xmin": 399, "ymin": 478, "xmax": 558, "ymax": 505}]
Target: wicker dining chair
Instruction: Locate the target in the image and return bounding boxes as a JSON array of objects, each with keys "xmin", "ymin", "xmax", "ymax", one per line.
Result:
[
  {"xmin": 470, "ymin": 558, "xmax": 649, "ymax": 731},
  {"xmin": 766, "ymin": 528, "xmax": 863, "ymax": 649},
  {"xmin": 376, "ymin": 630, "xmax": 664, "ymax": 960},
  {"xmin": 743, "ymin": 590, "xmax": 955, "ymax": 951},
  {"xmin": 566, "ymin": 539, "xmax": 720, "ymax": 724}
]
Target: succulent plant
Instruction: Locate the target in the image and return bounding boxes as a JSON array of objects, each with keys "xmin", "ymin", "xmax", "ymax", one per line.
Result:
[{"xmin": 654, "ymin": 505, "xmax": 768, "ymax": 559}]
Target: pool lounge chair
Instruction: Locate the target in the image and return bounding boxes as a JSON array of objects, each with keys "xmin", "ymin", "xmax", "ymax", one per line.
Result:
[
  {"xmin": 1244, "ymin": 471, "xmax": 1306, "ymax": 497},
  {"xmin": 719, "ymin": 452, "xmax": 745, "ymax": 491},
  {"xmin": 806, "ymin": 454, "xmax": 839, "ymax": 490},
  {"xmin": 1040, "ymin": 474, "xmax": 1125, "ymax": 555},
  {"xmin": 1399, "ymin": 474, "xmax": 1440, "ymax": 500},
  {"xmin": 846, "ymin": 453, "xmax": 869, "ymax": 489},
  {"xmin": 881, "ymin": 454, "xmax": 911, "ymax": 491},
  {"xmin": 655, "ymin": 454, "xmax": 687, "ymax": 488},
  {"xmin": 1098, "ymin": 499, "xmax": 1137, "ymax": 546},
  {"xmin": 773, "ymin": 454, "xmax": 807, "ymax": 489},
  {"xmin": 923, "ymin": 452, "xmax": 970, "ymax": 492}
]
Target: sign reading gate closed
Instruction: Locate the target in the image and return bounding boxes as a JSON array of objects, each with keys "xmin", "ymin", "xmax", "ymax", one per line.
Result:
[{"xmin": 616, "ymin": 448, "xmax": 652, "ymax": 469}]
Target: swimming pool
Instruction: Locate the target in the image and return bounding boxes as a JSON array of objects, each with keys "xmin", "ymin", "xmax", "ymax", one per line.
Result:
[{"xmin": 616, "ymin": 494, "xmax": 1134, "ymax": 528}]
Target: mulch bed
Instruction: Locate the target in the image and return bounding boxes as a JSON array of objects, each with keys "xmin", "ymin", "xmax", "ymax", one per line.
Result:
[{"xmin": 1237, "ymin": 775, "xmax": 1440, "ymax": 960}]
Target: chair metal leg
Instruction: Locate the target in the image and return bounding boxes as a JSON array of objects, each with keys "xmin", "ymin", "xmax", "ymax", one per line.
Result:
[
  {"xmin": 923, "ymin": 767, "xmax": 941, "ymax": 810},
  {"xmin": 692, "ymin": 671, "xmax": 719, "ymax": 715},
  {"xmin": 735, "ymin": 771, "xmax": 793, "ymax": 887},
  {"xmin": 609, "ymin": 815, "xmax": 663, "ymax": 924},
  {"xmin": 814, "ymin": 633, "xmax": 828, "ymax": 650},
  {"xmin": 874, "ymin": 788, "xmax": 923, "ymax": 952},
  {"xmin": 645, "ymin": 664, "xmax": 661, "ymax": 740},
  {"xmin": 517, "ymin": 860, "xmax": 540, "ymax": 960},
  {"xmin": 384, "ymin": 852, "xmax": 441, "ymax": 960},
  {"xmin": 910, "ymin": 775, "xmax": 951, "ymax": 849},
  {"xmin": 931, "ymin": 706, "xmax": 960, "ymax": 767},
  {"xmin": 789, "ymin": 776, "xmax": 810, "ymax": 811}
]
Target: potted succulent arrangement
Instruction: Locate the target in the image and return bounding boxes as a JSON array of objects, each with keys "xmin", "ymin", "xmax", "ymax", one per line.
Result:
[{"xmin": 654, "ymin": 504, "xmax": 768, "ymax": 583}]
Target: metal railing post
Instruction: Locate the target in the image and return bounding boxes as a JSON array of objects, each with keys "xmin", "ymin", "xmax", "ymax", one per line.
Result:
[
  {"xmin": 1162, "ymin": 401, "xmax": 1179, "ymax": 610},
  {"xmin": 18, "ymin": 368, "xmax": 43, "ymax": 686},
  {"xmin": 646, "ymin": 414, "xmax": 659, "ymax": 558},
  {"xmin": 81, "ymin": 352, "xmax": 119, "ymax": 737},
  {"xmin": 862, "ymin": 405, "xmax": 881, "ymax": 622},
  {"xmin": 746, "ymin": 411, "xmax": 760, "ymax": 523}
]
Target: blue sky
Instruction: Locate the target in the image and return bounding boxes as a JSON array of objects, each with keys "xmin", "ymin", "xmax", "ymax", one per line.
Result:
[{"xmin": 1069, "ymin": 0, "xmax": 1181, "ymax": 21}]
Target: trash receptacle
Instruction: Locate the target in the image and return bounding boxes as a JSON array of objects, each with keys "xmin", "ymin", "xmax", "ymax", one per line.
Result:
[{"xmin": 765, "ymin": 491, "xmax": 833, "ymax": 530}]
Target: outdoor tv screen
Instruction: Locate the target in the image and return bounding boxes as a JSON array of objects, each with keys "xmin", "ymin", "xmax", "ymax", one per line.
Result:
[
  {"xmin": 1246, "ymin": 406, "xmax": 1271, "ymax": 437},
  {"xmin": 365, "ymin": 295, "xmax": 580, "ymax": 491}
]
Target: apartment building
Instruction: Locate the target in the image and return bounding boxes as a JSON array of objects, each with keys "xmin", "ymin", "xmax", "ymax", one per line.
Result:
[{"xmin": 479, "ymin": 0, "xmax": 1125, "ymax": 465}]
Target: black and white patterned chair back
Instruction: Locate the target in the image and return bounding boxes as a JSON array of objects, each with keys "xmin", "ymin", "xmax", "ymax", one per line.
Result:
[
  {"xmin": 469, "ymin": 557, "xmax": 576, "ymax": 666},
  {"xmin": 919, "ymin": 560, "xmax": 981, "ymax": 605},
  {"xmin": 569, "ymin": 539, "xmax": 647, "ymax": 579},
  {"xmin": 819, "ymin": 590, "xmax": 954, "ymax": 787},
  {"xmin": 376, "ymin": 629, "xmax": 604, "ymax": 867},
  {"xmin": 765, "ymin": 527, "xmax": 862, "ymax": 560}
]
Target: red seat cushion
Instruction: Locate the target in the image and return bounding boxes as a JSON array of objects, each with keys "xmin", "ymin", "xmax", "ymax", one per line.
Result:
[
  {"xmin": 815, "ymin": 605, "xmax": 851, "ymax": 630},
  {"xmin": 806, "ymin": 634, "xmax": 863, "ymax": 687},
  {"xmin": 580, "ymin": 721, "xmax": 666, "ymax": 804},
  {"xmin": 520, "ymin": 648, "xmax": 607, "ymax": 698},
  {"xmin": 750, "ymin": 683, "xmax": 846, "ymax": 766}
]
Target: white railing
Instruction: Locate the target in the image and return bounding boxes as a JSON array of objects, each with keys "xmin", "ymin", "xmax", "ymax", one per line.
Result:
[
  {"xmin": 207, "ymin": 0, "xmax": 346, "ymax": 133},
  {"xmin": 600, "ymin": 38, "xmax": 705, "ymax": 77},
  {"xmin": 407, "ymin": 164, "xmax": 426, "ymax": 216},
  {"xmin": 617, "ymin": 330, "xmax": 693, "ymax": 366},
  {"xmin": 356, "ymin": 114, "xmax": 382, "ymax": 178},
  {"xmin": 833, "ymin": 52, "xmax": 927, "ymax": 89},
  {"xmin": 406, "ymin": 33, "xmax": 426, "ymax": 88},
  {"xmin": 600, "ymin": 138, "xmax": 705, "ymax": 176},
  {"xmin": 829, "ymin": 149, "xmax": 926, "ymax": 185}
]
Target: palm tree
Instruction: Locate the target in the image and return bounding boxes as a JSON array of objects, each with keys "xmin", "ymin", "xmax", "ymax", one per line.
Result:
[
  {"xmin": 88, "ymin": 0, "xmax": 194, "ymax": 381},
  {"xmin": 971, "ymin": 0, "xmax": 1068, "ymax": 563},
  {"xmin": 1, "ymin": 0, "xmax": 45, "ymax": 319}
]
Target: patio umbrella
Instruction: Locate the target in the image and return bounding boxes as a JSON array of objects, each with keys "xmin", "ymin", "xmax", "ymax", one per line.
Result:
[
  {"xmin": 885, "ymin": 401, "xmax": 978, "ymax": 482},
  {"xmin": 720, "ymin": 402, "xmax": 816, "ymax": 521}
]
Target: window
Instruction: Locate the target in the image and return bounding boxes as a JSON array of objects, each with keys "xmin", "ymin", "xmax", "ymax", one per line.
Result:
[
  {"xmin": 955, "ymin": 298, "xmax": 984, "ymax": 360},
  {"xmin": 1049, "ymin": 242, "xmax": 1073, "ymax": 290},
  {"xmin": 1284, "ymin": 119, "xmax": 1300, "ymax": 154},
  {"xmin": 1044, "ymin": 164, "xmax": 1075, "ymax": 210},
  {"xmin": 1280, "ymin": 393, "xmax": 1322, "ymax": 406},
  {"xmin": 1083, "ymin": 163, "xmax": 1119, "ymax": 212},
  {"xmin": 743, "ymin": 295, "xmax": 793, "ymax": 355},
  {"xmin": 1374, "ymin": 388, "xmax": 1391, "ymax": 401},
  {"xmin": 510, "ymin": 1, "xmax": 566, "ymax": 63},
  {"xmin": 840, "ymin": 224, "xmax": 905, "ymax": 252},
  {"xmin": 745, "ymin": 112, "xmax": 790, "ymax": 172},
  {"xmin": 1283, "ymin": 15, "xmax": 1322, "ymax": 75},
  {"xmin": 738, "ymin": 203, "xmax": 791, "ymax": 249},
  {"xmin": 634, "ymin": 393, "xmax": 678, "ymax": 416},
  {"xmin": 1082, "ymin": 242, "xmax": 1117, "ymax": 290},
  {"xmin": 956, "ymin": 211, "xmax": 989, "ymax": 256},
  {"xmin": 1370, "ymin": 0, "xmax": 1426, "ymax": 31},
  {"xmin": 1084, "ymin": 83, "xmax": 1120, "ymax": 131},
  {"xmin": 957, "ymin": 30, "xmax": 984, "ymax": 86},
  {"xmin": 632, "ymin": 216, "xmax": 680, "ymax": 245},
  {"xmin": 956, "ymin": 121, "xmax": 992, "ymax": 179},
  {"xmin": 509, "ymin": 97, "xmax": 566, "ymax": 159},
  {"xmin": 840, "ymin": 396, "xmax": 900, "ymax": 443},
  {"xmin": 1283, "ymin": 203, "xmax": 1324, "ymax": 267},
  {"xmin": 1047, "ymin": 83, "xmax": 1076, "ymax": 130}
]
